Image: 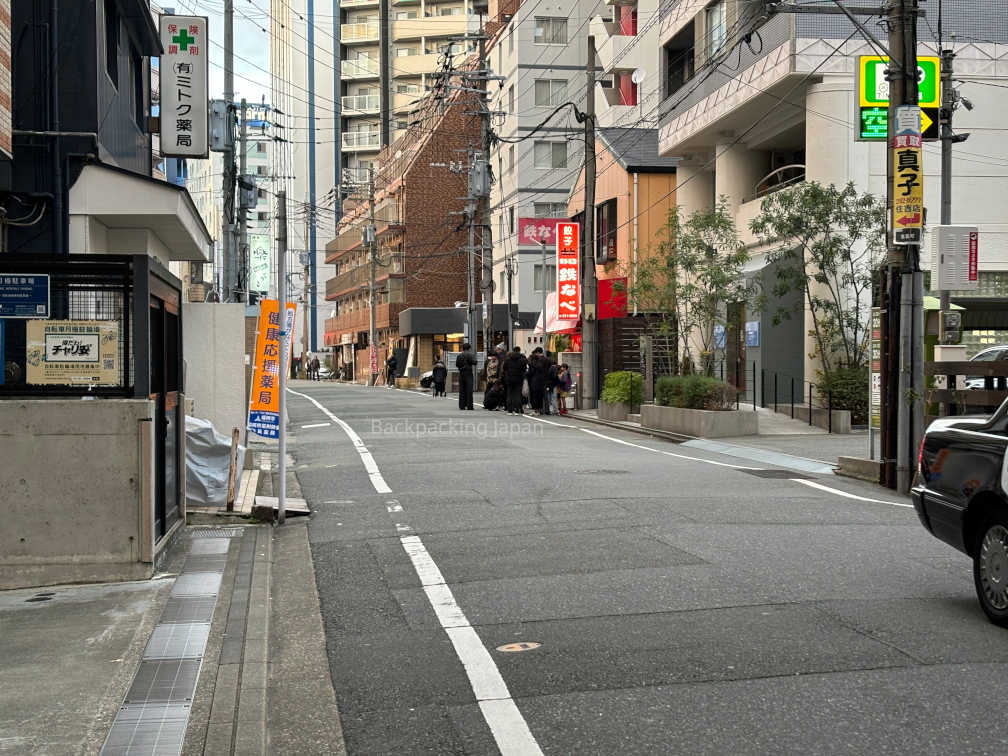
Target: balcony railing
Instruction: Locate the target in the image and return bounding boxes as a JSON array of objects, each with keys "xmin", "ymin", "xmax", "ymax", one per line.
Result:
[
  {"xmin": 342, "ymin": 94, "xmax": 380, "ymax": 114},
  {"xmin": 753, "ymin": 165, "xmax": 806, "ymax": 200},
  {"xmin": 326, "ymin": 255, "xmax": 405, "ymax": 298},
  {"xmin": 341, "ymin": 0, "xmax": 378, "ymax": 6},
  {"xmin": 342, "ymin": 167, "xmax": 372, "ymax": 184},
  {"xmin": 342, "ymin": 131, "xmax": 381, "ymax": 150},
  {"xmin": 340, "ymin": 21, "xmax": 380, "ymax": 43},
  {"xmin": 341, "ymin": 57, "xmax": 380, "ymax": 79}
]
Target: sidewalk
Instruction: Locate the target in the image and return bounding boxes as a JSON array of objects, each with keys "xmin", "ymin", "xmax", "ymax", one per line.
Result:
[
  {"xmin": 566, "ymin": 405, "xmax": 870, "ymax": 475},
  {"xmin": 0, "ymin": 494, "xmax": 344, "ymax": 756}
]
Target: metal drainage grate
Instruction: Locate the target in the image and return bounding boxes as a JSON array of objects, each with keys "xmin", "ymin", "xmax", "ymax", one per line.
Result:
[
  {"xmin": 101, "ymin": 703, "xmax": 190, "ymax": 755},
  {"xmin": 159, "ymin": 596, "xmax": 216, "ymax": 624},
  {"xmin": 125, "ymin": 660, "xmax": 201, "ymax": 704},
  {"xmin": 742, "ymin": 469, "xmax": 813, "ymax": 479},
  {"xmin": 190, "ymin": 527, "xmax": 244, "ymax": 538},
  {"xmin": 171, "ymin": 572, "xmax": 223, "ymax": 598},
  {"xmin": 142, "ymin": 622, "xmax": 210, "ymax": 660},
  {"xmin": 188, "ymin": 539, "xmax": 230, "ymax": 556}
]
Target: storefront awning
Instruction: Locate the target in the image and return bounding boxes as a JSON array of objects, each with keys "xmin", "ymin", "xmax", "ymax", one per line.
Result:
[{"xmin": 69, "ymin": 163, "xmax": 212, "ymax": 262}]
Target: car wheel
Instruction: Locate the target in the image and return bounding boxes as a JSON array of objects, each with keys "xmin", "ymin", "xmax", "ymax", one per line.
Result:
[{"xmin": 973, "ymin": 515, "xmax": 1008, "ymax": 627}]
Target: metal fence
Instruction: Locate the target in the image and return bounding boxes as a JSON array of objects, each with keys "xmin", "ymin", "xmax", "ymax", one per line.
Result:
[{"xmin": 0, "ymin": 255, "xmax": 136, "ymax": 396}]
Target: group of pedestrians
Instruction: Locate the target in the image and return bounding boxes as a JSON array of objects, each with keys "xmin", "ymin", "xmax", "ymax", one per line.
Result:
[
  {"xmin": 484, "ymin": 343, "xmax": 571, "ymax": 416},
  {"xmin": 300, "ymin": 353, "xmax": 322, "ymax": 381}
]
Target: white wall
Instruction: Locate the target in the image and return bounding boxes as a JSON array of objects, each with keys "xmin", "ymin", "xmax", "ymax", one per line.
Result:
[{"xmin": 182, "ymin": 303, "xmax": 248, "ymax": 437}]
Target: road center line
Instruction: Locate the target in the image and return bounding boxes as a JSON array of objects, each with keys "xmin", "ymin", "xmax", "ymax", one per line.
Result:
[
  {"xmin": 578, "ymin": 427, "xmax": 762, "ymax": 470},
  {"xmin": 286, "ymin": 388, "xmax": 391, "ymax": 493},
  {"xmin": 400, "ymin": 535, "xmax": 544, "ymax": 756},
  {"xmin": 790, "ymin": 478, "xmax": 913, "ymax": 507}
]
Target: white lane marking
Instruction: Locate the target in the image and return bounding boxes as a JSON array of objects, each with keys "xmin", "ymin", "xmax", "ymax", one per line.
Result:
[
  {"xmin": 301, "ymin": 422, "xmax": 331, "ymax": 429},
  {"xmin": 286, "ymin": 388, "xmax": 392, "ymax": 493},
  {"xmin": 522, "ymin": 413, "xmax": 576, "ymax": 428},
  {"xmin": 791, "ymin": 478, "xmax": 913, "ymax": 508},
  {"xmin": 578, "ymin": 428, "xmax": 762, "ymax": 470},
  {"xmin": 400, "ymin": 535, "xmax": 543, "ymax": 756}
]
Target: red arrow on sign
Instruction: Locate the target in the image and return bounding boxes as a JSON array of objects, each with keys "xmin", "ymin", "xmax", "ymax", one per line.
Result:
[{"xmin": 896, "ymin": 213, "xmax": 921, "ymax": 226}]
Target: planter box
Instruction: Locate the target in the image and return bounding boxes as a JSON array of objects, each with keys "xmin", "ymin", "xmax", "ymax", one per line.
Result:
[
  {"xmin": 598, "ymin": 400, "xmax": 630, "ymax": 421},
  {"xmin": 641, "ymin": 404, "xmax": 758, "ymax": 438}
]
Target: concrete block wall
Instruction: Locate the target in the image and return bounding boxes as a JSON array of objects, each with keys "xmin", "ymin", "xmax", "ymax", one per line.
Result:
[{"xmin": 0, "ymin": 399, "xmax": 159, "ymax": 589}]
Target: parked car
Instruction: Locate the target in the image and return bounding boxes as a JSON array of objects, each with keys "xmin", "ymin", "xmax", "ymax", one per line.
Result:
[
  {"xmin": 912, "ymin": 398, "xmax": 1008, "ymax": 626},
  {"xmin": 965, "ymin": 344, "xmax": 1008, "ymax": 389}
]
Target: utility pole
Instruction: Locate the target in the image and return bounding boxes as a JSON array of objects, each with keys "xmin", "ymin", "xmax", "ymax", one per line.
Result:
[
  {"xmin": 505, "ymin": 253, "xmax": 516, "ymax": 349},
  {"xmin": 539, "ymin": 236, "xmax": 548, "ymax": 351},
  {"xmin": 478, "ymin": 32, "xmax": 494, "ymax": 355},
  {"xmin": 939, "ymin": 44, "xmax": 953, "ymax": 325},
  {"xmin": 367, "ymin": 167, "xmax": 378, "ymax": 387},
  {"xmin": 886, "ymin": 0, "xmax": 923, "ymax": 493},
  {"xmin": 237, "ymin": 98, "xmax": 248, "ymax": 303},
  {"xmin": 277, "ymin": 190, "xmax": 288, "ymax": 525},
  {"xmin": 466, "ymin": 184, "xmax": 477, "ymax": 351},
  {"xmin": 581, "ymin": 35, "xmax": 599, "ymax": 409},
  {"xmin": 303, "ymin": 209, "xmax": 311, "ymax": 375},
  {"xmin": 222, "ymin": 0, "xmax": 236, "ymax": 301}
]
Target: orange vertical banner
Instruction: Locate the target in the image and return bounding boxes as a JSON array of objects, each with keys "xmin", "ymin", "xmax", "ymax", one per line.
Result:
[{"xmin": 248, "ymin": 298, "xmax": 296, "ymax": 438}]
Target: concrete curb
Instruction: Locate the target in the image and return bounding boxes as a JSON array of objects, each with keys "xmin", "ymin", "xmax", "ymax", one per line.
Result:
[
  {"xmin": 267, "ymin": 520, "xmax": 347, "ymax": 754},
  {"xmin": 563, "ymin": 410, "xmax": 694, "ymax": 443}
]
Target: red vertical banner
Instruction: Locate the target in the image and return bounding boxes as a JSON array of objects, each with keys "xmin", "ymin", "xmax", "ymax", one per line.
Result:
[
  {"xmin": 969, "ymin": 231, "xmax": 978, "ymax": 282},
  {"xmin": 556, "ymin": 221, "xmax": 580, "ymax": 321}
]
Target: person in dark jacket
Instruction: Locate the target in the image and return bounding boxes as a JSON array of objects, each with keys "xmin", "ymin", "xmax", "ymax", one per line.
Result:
[
  {"xmin": 501, "ymin": 346, "xmax": 528, "ymax": 415},
  {"xmin": 385, "ymin": 353, "xmax": 398, "ymax": 387},
  {"xmin": 527, "ymin": 347, "xmax": 548, "ymax": 415},
  {"xmin": 542, "ymin": 352, "xmax": 558, "ymax": 415},
  {"xmin": 431, "ymin": 360, "xmax": 447, "ymax": 397},
  {"xmin": 456, "ymin": 343, "xmax": 476, "ymax": 410}
]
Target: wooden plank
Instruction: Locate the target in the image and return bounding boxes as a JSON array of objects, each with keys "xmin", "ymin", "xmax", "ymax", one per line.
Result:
[
  {"xmin": 924, "ymin": 361, "xmax": 1008, "ymax": 376},
  {"xmin": 239, "ymin": 470, "xmax": 259, "ymax": 515},
  {"xmin": 225, "ymin": 427, "xmax": 240, "ymax": 511}
]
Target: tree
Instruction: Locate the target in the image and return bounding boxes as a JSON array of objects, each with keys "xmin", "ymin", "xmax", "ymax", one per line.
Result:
[
  {"xmin": 623, "ymin": 198, "xmax": 750, "ymax": 375},
  {"xmin": 749, "ymin": 181, "xmax": 885, "ymax": 376}
]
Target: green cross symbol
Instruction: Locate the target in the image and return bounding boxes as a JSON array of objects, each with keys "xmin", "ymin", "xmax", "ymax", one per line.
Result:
[{"xmin": 172, "ymin": 28, "xmax": 195, "ymax": 50}]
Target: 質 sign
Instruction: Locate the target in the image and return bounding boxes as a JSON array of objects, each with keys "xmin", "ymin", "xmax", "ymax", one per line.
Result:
[{"xmin": 857, "ymin": 55, "xmax": 940, "ymax": 141}]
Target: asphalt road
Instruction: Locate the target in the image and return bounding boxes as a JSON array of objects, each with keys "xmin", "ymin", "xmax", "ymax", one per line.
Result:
[{"xmin": 285, "ymin": 381, "xmax": 1007, "ymax": 756}]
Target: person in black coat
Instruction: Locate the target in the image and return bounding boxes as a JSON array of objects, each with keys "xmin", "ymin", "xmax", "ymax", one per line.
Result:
[
  {"xmin": 527, "ymin": 347, "xmax": 548, "ymax": 415},
  {"xmin": 431, "ymin": 360, "xmax": 447, "ymax": 397},
  {"xmin": 456, "ymin": 343, "xmax": 477, "ymax": 410},
  {"xmin": 501, "ymin": 346, "xmax": 528, "ymax": 415}
]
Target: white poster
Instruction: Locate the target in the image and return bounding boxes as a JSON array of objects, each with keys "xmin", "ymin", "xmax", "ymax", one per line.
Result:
[
  {"xmin": 249, "ymin": 234, "xmax": 271, "ymax": 293},
  {"xmin": 159, "ymin": 15, "xmax": 209, "ymax": 158}
]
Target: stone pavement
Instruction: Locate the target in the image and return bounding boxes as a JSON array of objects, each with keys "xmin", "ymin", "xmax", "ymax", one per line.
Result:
[{"xmin": 0, "ymin": 516, "xmax": 344, "ymax": 755}]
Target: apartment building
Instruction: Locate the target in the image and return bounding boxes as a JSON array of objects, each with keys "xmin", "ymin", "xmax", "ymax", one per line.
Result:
[
  {"xmin": 270, "ymin": 0, "xmax": 338, "ymax": 352},
  {"xmin": 338, "ymin": 0, "xmax": 480, "ymax": 188},
  {"xmin": 488, "ymin": 0, "xmax": 619, "ymax": 320},
  {"xmin": 323, "ymin": 91, "xmax": 477, "ymax": 381},
  {"xmin": 657, "ymin": 0, "xmax": 1008, "ymax": 382}
]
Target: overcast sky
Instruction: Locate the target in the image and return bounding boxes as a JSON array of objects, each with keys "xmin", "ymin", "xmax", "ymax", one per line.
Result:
[{"xmin": 166, "ymin": 1, "xmax": 273, "ymax": 103}]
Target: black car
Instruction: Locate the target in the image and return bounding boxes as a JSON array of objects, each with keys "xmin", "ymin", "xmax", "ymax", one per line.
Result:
[{"xmin": 912, "ymin": 398, "xmax": 1008, "ymax": 626}]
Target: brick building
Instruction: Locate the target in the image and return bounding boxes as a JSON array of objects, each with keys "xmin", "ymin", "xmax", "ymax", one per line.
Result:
[{"xmin": 323, "ymin": 87, "xmax": 478, "ymax": 381}]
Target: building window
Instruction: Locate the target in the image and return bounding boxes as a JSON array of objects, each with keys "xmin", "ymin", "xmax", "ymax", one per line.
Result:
[
  {"xmin": 397, "ymin": 83, "xmax": 420, "ymax": 94},
  {"xmin": 256, "ymin": 165, "xmax": 268, "ymax": 176},
  {"xmin": 508, "ymin": 206, "xmax": 515, "ymax": 234},
  {"xmin": 395, "ymin": 10, "xmax": 417, "ymax": 19},
  {"xmin": 508, "ymin": 23, "xmax": 514, "ymax": 53},
  {"xmin": 130, "ymin": 46, "xmax": 144, "ymax": 129},
  {"xmin": 257, "ymin": 212, "xmax": 269, "ymax": 221},
  {"xmin": 500, "ymin": 270, "xmax": 506, "ymax": 292},
  {"xmin": 507, "ymin": 85, "xmax": 514, "ymax": 114},
  {"xmin": 596, "ymin": 199, "xmax": 618, "ymax": 261},
  {"xmin": 706, "ymin": 1, "xmax": 727, "ymax": 59},
  {"xmin": 439, "ymin": 6, "xmax": 461, "ymax": 15},
  {"xmin": 533, "ymin": 264, "xmax": 557, "ymax": 292},
  {"xmin": 396, "ymin": 46, "xmax": 417, "ymax": 57},
  {"xmin": 256, "ymin": 142, "xmax": 267, "ymax": 153},
  {"xmin": 534, "ymin": 141, "xmax": 567, "ymax": 169},
  {"xmin": 396, "ymin": 119, "xmax": 409, "ymax": 130},
  {"xmin": 508, "ymin": 145, "xmax": 515, "ymax": 172},
  {"xmin": 105, "ymin": 0, "xmax": 119, "ymax": 87},
  {"xmin": 534, "ymin": 17, "xmax": 567, "ymax": 44},
  {"xmin": 534, "ymin": 79, "xmax": 567, "ymax": 107},
  {"xmin": 534, "ymin": 202, "xmax": 567, "ymax": 217}
]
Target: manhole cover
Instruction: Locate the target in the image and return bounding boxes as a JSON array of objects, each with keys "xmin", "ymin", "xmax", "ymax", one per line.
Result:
[
  {"xmin": 496, "ymin": 642, "xmax": 541, "ymax": 653},
  {"xmin": 574, "ymin": 469, "xmax": 628, "ymax": 475}
]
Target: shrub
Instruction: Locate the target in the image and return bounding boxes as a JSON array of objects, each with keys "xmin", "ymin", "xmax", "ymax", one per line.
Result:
[
  {"xmin": 601, "ymin": 371, "xmax": 643, "ymax": 406},
  {"xmin": 656, "ymin": 374, "xmax": 738, "ymax": 410},
  {"xmin": 816, "ymin": 365, "xmax": 869, "ymax": 425}
]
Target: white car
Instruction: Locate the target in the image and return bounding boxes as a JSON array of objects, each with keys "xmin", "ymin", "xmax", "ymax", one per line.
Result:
[{"xmin": 965, "ymin": 345, "xmax": 1008, "ymax": 389}]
